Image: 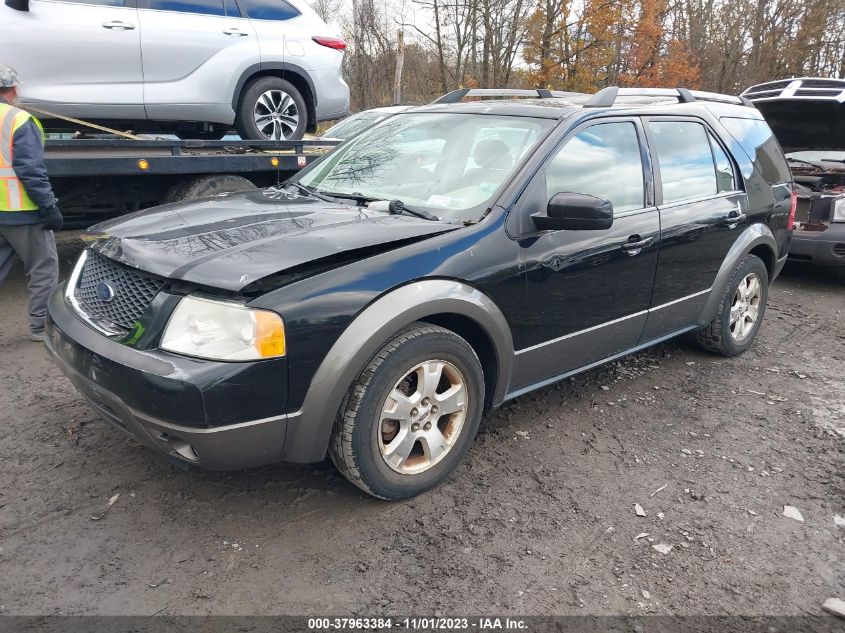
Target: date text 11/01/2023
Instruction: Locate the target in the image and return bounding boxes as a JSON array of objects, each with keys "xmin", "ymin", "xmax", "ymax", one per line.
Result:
[{"xmin": 307, "ymin": 617, "xmax": 528, "ymax": 630}]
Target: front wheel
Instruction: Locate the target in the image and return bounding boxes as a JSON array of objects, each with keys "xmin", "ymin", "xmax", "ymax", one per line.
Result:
[
  {"xmin": 236, "ymin": 77, "xmax": 307, "ymax": 141},
  {"xmin": 330, "ymin": 323, "xmax": 485, "ymax": 500},
  {"xmin": 697, "ymin": 254, "xmax": 769, "ymax": 356}
]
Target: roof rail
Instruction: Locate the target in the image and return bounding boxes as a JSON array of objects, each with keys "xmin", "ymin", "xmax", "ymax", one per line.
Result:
[
  {"xmin": 741, "ymin": 77, "xmax": 845, "ymax": 103},
  {"xmin": 432, "ymin": 88, "xmax": 553, "ymax": 104},
  {"xmin": 584, "ymin": 86, "xmax": 752, "ymax": 108}
]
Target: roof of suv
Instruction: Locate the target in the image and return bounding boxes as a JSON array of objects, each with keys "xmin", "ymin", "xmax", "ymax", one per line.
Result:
[{"xmin": 409, "ymin": 87, "xmax": 759, "ymax": 120}]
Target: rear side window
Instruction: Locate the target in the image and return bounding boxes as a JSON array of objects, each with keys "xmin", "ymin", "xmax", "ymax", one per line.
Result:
[
  {"xmin": 709, "ymin": 133, "xmax": 736, "ymax": 192},
  {"xmin": 149, "ymin": 0, "xmax": 225, "ymax": 15},
  {"xmin": 545, "ymin": 122, "xmax": 645, "ymax": 213},
  {"xmin": 648, "ymin": 121, "xmax": 717, "ymax": 204},
  {"xmin": 240, "ymin": 0, "xmax": 301, "ymax": 20},
  {"xmin": 720, "ymin": 117, "xmax": 791, "ymax": 184}
]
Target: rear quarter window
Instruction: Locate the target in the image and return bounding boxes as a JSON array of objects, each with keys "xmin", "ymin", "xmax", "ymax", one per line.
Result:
[
  {"xmin": 719, "ymin": 117, "xmax": 792, "ymax": 185},
  {"xmin": 240, "ymin": 0, "xmax": 301, "ymax": 20}
]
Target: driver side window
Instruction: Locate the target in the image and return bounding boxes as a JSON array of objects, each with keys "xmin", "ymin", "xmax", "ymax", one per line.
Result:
[{"xmin": 545, "ymin": 122, "xmax": 645, "ymax": 213}]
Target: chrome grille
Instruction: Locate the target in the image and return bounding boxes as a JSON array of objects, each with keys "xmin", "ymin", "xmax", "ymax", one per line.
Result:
[{"xmin": 73, "ymin": 250, "xmax": 164, "ymax": 332}]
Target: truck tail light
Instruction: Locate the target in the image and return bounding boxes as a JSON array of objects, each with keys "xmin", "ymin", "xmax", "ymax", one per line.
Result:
[
  {"xmin": 312, "ymin": 36, "xmax": 347, "ymax": 51},
  {"xmin": 787, "ymin": 189, "xmax": 797, "ymax": 230}
]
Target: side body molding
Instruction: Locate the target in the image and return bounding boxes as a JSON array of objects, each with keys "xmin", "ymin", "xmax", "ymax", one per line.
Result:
[
  {"xmin": 696, "ymin": 222, "xmax": 777, "ymax": 327},
  {"xmin": 281, "ymin": 280, "xmax": 514, "ymax": 462}
]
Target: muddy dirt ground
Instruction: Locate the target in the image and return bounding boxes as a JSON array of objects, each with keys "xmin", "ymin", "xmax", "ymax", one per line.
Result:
[{"xmin": 0, "ymin": 234, "xmax": 842, "ymax": 618}]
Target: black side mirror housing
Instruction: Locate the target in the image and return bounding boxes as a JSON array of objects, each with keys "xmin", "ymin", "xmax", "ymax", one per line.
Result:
[
  {"xmin": 5, "ymin": 0, "xmax": 29, "ymax": 10},
  {"xmin": 532, "ymin": 192, "xmax": 614, "ymax": 231}
]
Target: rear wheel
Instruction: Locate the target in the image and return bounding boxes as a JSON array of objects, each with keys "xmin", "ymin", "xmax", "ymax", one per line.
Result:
[
  {"xmin": 236, "ymin": 77, "xmax": 307, "ymax": 141},
  {"xmin": 330, "ymin": 323, "xmax": 485, "ymax": 500},
  {"xmin": 164, "ymin": 174, "xmax": 255, "ymax": 203},
  {"xmin": 697, "ymin": 254, "xmax": 768, "ymax": 356}
]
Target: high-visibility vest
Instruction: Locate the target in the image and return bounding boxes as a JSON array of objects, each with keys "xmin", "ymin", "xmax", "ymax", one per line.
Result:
[{"xmin": 0, "ymin": 102, "xmax": 45, "ymax": 212}]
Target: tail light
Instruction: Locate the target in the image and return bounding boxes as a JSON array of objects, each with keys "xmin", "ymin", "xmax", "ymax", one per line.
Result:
[
  {"xmin": 312, "ymin": 36, "xmax": 347, "ymax": 51},
  {"xmin": 787, "ymin": 188, "xmax": 797, "ymax": 230}
]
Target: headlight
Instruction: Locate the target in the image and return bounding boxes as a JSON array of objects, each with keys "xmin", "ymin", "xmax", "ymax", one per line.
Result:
[
  {"xmin": 833, "ymin": 198, "xmax": 845, "ymax": 223},
  {"xmin": 160, "ymin": 296, "xmax": 285, "ymax": 361}
]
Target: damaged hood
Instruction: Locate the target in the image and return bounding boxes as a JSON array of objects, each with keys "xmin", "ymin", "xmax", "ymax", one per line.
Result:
[
  {"xmin": 752, "ymin": 99, "xmax": 845, "ymax": 153},
  {"xmin": 85, "ymin": 189, "xmax": 460, "ymax": 291}
]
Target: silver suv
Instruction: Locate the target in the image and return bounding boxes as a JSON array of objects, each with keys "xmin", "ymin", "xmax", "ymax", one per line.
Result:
[{"xmin": 1, "ymin": 0, "xmax": 350, "ymax": 139}]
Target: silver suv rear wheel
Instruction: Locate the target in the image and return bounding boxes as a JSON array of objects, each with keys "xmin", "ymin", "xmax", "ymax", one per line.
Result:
[
  {"xmin": 253, "ymin": 89, "xmax": 300, "ymax": 140},
  {"xmin": 236, "ymin": 77, "xmax": 307, "ymax": 141}
]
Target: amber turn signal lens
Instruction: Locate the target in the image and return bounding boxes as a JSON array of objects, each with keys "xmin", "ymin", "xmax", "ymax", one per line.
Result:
[
  {"xmin": 137, "ymin": 159, "xmax": 150, "ymax": 170},
  {"xmin": 271, "ymin": 157, "xmax": 280, "ymax": 167},
  {"xmin": 254, "ymin": 311, "xmax": 286, "ymax": 358}
]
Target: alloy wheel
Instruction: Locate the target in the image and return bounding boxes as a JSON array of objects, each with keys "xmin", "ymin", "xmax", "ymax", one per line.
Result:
[
  {"xmin": 378, "ymin": 360, "xmax": 468, "ymax": 475},
  {"xmin": 729, "ymin": 272, "xmax": 762, "ymax": 341},
  {"xmin": 253, "ymin": 89, "xmax": 300, "ymax": 140}
]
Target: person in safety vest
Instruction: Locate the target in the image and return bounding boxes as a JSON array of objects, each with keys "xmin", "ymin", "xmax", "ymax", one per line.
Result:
[{"xmin": 0, "ymin": 63, "xmax": 62, "ymax": 343}]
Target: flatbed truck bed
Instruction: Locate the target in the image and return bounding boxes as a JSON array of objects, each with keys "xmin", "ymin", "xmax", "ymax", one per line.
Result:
[{"xmin": 44, "ymin": 138, "xmax": 340, "ymax": 226}]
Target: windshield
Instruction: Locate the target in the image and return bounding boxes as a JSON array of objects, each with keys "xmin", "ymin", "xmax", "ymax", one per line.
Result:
[
  {"xmin": 298, "ymin": 112, "xmax": 553, "ymax": 220},
  {"xmin": 321, "ymin": 110, "xmax": 389, "ymax": 140}
]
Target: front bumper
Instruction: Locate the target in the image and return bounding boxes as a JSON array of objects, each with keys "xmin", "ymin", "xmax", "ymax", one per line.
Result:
[
  {"xmin": 45, "ymin": 286, "xmax": 290, "ymax": 470},
  {"xmin": 788, "ymin": 223, "xmax": 845, "ymax": 267}
]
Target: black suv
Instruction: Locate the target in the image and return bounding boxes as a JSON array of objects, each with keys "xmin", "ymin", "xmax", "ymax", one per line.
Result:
[{"xmin": 46, "ymin": 87, "xmax": 794, "ymax": 500}]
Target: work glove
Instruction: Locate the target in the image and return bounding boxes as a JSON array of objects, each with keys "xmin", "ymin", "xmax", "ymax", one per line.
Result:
[{"xmin": 41, "ymin": 204, "xmax": 63, "ymax": 232}]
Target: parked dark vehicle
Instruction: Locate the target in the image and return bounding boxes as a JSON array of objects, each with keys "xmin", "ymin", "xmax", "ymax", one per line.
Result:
[
  {"xmin": 45, "ymin": 87, "xmax": 794, "ymax": 499},
  {"xmin": 742, "ymin": 78, "xmax": 845, "ymax": 267}
]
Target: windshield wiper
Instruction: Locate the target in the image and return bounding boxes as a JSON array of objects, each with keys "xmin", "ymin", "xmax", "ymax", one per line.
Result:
[
  {"xmin": 286, "ymin": 182, "xmax": 339, "ymax": 204},
  {"xmin": 316, "ymin": 190, "xmax": 377, "ymax": 205},
  {"xmin": 388, "ymin": 199, "xmax": 440, "ymax": 221},
  {"xmin": 291, "ymin": 187, "xmax": 440, "ymax": 220}
]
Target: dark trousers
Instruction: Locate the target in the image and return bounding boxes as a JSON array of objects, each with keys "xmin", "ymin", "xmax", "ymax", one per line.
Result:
[{"xmin": 0, "ymin": 224, "xmax": 59, "ymax": 333}]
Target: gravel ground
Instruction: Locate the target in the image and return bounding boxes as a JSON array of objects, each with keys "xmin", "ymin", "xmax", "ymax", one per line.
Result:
[{"xmin": 0, "ymin": 235, "xmax": 843, "ymax": 618}]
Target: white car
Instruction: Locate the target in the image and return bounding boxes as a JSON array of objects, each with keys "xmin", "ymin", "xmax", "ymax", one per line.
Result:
[{"xmin": 1, "ymin": 0, "xmax": 351, "ymax": 139}]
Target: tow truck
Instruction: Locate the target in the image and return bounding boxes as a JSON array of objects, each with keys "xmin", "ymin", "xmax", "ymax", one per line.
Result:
[{"xmin": 44, "ymin": 135, "xmax": 340, "ymax": 227}]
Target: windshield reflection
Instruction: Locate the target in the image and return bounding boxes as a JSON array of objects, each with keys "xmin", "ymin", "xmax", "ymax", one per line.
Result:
[{"xmin": 296, "ymin": 113, "xmax": 553, "ymax": 221}]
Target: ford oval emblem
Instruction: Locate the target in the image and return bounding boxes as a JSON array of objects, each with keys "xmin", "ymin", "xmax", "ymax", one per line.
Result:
[{"xmin": 96, "ymin": 281, "xmax": 116, "ymax": 303}]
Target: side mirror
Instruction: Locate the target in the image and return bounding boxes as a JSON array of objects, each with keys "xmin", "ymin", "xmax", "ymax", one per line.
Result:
[
  {"xmin": 5, "ymin": 0, "xmax": 29, "ymax": 10},
  {"xmin": 532, "ymin": 192, "xmax": 614, "ymax": 231}
]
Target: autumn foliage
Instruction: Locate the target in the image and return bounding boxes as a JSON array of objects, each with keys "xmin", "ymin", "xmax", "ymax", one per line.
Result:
[{"xmin": 341, "ymin": 0, "xmax": 845, "ymax": 110}]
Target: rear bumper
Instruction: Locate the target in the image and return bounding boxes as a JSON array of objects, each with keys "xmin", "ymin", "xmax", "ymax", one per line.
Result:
[
  {"xmin": 45, "ymin": 286, "xmax": 290, "ymax": 470},
  {"xmin": 313, "ymin": 67, "xmax": 350, "ymax": 122},
  {"xmin": 788, "ymin": 224, "xmax": 845, "ymax": 267}
]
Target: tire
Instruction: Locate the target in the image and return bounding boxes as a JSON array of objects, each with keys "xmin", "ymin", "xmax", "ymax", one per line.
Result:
[
  {"xmin": 236, "ymin": 77, "xmax": 307, "ymax": 141},
  {"xmin": 165, "ymin": 174, "xmax": 255, "ymax": 203},
  {"xmin": 329, "ymin": 323, "xmax": 485, "ymax": 500},
  {"xmin": 697, "ymin": 254, "xmax": 769, "ymax": 356}
]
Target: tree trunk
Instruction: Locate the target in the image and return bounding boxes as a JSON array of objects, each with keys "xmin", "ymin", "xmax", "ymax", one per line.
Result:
[
  {"xmin": 393, "ymin": 30, "xmax": 405, "ymax": 105},
  {"xmin": 432, "ymin": 0, "xmax": 449, "ymax": 93}
]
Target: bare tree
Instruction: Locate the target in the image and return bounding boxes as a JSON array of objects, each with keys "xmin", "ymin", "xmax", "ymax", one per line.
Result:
[
  {"xmin": 393, "ymin": 29, "xmax": 406, "ymax": 103},
  {"xmin": 311, "ymin": 0, "xmax": 343, "ymax": 23}
]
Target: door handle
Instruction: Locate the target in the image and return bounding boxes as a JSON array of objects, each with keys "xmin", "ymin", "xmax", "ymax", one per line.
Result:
[
  {"xmin": 223, "ymin": 28, "xmax": 249, "ymax": 36},
  {"xmin": 102, "ymin": 20, "xmax": 135, "ymax": 30},
  {"xmin": 720, "ymin": 211, "xmax": 747, "ymax": 227},
  {"xmin": 621, "ymin": 235, "xmax": 654, "ymax": 256}
]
